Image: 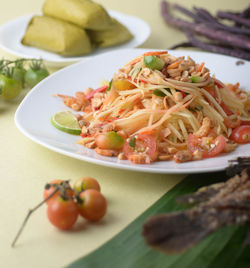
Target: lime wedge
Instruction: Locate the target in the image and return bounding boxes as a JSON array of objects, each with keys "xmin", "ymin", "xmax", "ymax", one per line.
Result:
[{"xmin": 51, "ymin": 111, "xmax": 81, "ymax": 135}]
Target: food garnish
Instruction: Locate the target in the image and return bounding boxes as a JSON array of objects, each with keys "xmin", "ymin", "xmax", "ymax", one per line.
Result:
[
  {"xmin": 51, "ymin": 111, "xmax": 81, "ymax": 135},
  {"xmin": 143, "ymin": 164, "xmax": 250, "ymax": 254},
  {"xmin": 55, "ymin": 51, "xmax": 250, "ymax": 164}
]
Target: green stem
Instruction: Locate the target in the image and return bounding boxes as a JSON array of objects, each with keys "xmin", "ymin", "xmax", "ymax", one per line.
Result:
[
  {"xmin": 11, "ymin": 187, "xmax": 59, "ymax": 248},
  {"xmin": 0, "ymin": 58, "xmax": 42, "ymax": 70}
]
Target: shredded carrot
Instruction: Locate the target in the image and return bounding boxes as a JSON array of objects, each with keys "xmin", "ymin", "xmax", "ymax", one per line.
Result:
[
  {"xmin": 127, "ymin": 57, "xmax": 142, "ymax": 66},
  {"xmin": 197, "ymin": 62, "xmax": 205, "ymax": 72},
  {"xmin": 140, "ymin": 129, "xmax": 156, "ymax": 135},
  {"xmin": 229, "ymin": 82, "xmax": 240, "ymax": 90},
  {"xmin": 118, "ymin": 109, "xmax": 125, "ymax": 114},
  {"xmin": 167, "ymin": 60, "xmax": 182, "ymax": 70},
  {"xmin": 143, "ymin": 51, "xmax": 168, "ymax": 56},
  {"xmin": 57, "ymin": 93, "xmax": 72, "ymax": 98},
  {"xmin": 128, "ymin": 77, "xmax": 148, "ymax": 84}
]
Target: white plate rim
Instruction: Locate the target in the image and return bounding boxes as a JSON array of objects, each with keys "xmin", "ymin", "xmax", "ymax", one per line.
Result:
[
  {"xmin": 14, "ymin": 48, "xmax": 250, "ymax": 174},
  {"xmin": 0, "ymin": 11, "xmax": 151, "ymax": 65}
]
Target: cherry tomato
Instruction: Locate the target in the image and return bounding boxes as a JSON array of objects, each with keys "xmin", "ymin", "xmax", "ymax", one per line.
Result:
[
  {"xmin": 25, "ymin": 66, "xmax": 49, "ymax": 88},
  {"xmin": 12, "ymin": 64, "xmax": 26, "ymax": 86},
  {"xmin": 47, "ymin": 196, "xmax": 79, "ymax": 230},
  {"xmin": 229, "ymin": 125, "xmax": 250, "ymax": 144},
  {"xmin": 77, "ymin": 189, "xmax": 107, "ymax": 221},
  {"xmin": 187, "ymin": 134, "xmax": 226, "ymax": 158},
  {"xmin": 43, "ymin": 179, "xmax": 74, "ymax": 204},
  {"xmin": 123, "ymin": 134, "xmax": 157, "ymax": 162},
  {"xmin": 73, "ymin": 177, "xmax": 101, "ymax": 193},
  {"xmin": 0, "ymin": 74, "xmax": 22, "ymax": 100},
  {"xmin": 95, "ymin": 131, "xmax": 124, "ymax": 150}
]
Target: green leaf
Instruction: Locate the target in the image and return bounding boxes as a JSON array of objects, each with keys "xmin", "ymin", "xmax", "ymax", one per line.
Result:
[
  {"xmin": 207, "ymin": 225, "xmax": 248, "ymax": 268},
  {"xmin": 107, "ymin": 79, "xmax": 113, "ymax": 91},
  {"xmin": 129, "ymin": 136, "xmax": 136, "ymax": 148},
  {"xmin": 188, "ymin": 106, "xmax": 202, "ymax": 112},
  {"xmin": 191, "ymin": 76, "xmax": 205, "ymax": 83},
  {"xmin": 153, "ymin": 89, "xmax": 166, "ymax": 97},
  {"xmin": 66, "ymin": 171, "xmax": 247, "ymax": 268}
]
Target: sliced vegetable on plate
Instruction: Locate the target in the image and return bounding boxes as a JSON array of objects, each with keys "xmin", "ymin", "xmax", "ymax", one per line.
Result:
[{"xmin": 51, "ymin": 111, "xmax": 81, "ymax": 135}]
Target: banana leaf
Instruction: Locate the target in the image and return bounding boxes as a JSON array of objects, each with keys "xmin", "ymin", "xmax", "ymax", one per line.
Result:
[{"xmin": 67, "ymin": 171, "xmax": 249, "ymax": 268}]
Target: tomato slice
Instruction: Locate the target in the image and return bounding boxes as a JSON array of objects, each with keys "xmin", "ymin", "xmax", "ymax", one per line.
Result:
[
  {"xmin": 229, "ymin": 125, "xmax": 250, "ymax": 144},
  {"xmin": 187, "ymin": 134, "xmax": 226, "ymax": 158},
  {"xmin": 123, "ymin": 134, "xmax": 157, "ymax": 162}
]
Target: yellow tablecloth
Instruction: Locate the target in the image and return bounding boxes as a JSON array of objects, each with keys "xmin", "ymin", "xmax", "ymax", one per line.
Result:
[{"xmin": 0, "ymin": 0, "xmax": 248, "ymax": 267}]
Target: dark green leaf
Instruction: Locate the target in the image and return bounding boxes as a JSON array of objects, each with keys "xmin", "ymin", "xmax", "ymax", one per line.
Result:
[
  {"xmin": 107, "ymin": 79, "xmax": 113, "ymax": 91},
  {"xmin": 153, "ymin": 89, "xmax": 166, "ymax": 97},
  {"xmin": 191, "ymin": 76, "xmax": 205, "ymax": 83},
  {"xmin": 129, "ymin": 137, "xmax": 136, "ymax": 148},
  {"xmin": 188, "ymin": 106, "xmax": 202, "ymax": 112}
]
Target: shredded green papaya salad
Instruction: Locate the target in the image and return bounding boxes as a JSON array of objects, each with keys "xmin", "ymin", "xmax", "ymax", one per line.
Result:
[{"xmin": 53, "ymin": 51, "xmax": 250, "ymax": 164}]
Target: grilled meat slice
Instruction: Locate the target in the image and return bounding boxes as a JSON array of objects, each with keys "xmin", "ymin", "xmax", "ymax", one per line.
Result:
[{"xmin": 143, "ymin": 168, "xmax": 250, "ymax": 254}]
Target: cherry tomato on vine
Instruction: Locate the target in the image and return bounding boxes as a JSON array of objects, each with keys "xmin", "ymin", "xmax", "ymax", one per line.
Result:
[
  {"xmin": 25, "ymin": 66, "xmax": 49, "ymax": 88},
  {"xmin": 0, "ymin": 74, "xmax": 22, "ymax": 100},
  {"xmin": 47, "ymin": 196, "xmax": 79, "ymax": 230},
  {"xmin": 73, "ymin": 177, "xmax": 101, "ymax": 193},
  {"xmin": 43, "ymin": 179, "xmax": 74, "ymax": 204},
  {"xmin": 229, "ymin": 125, "xmax": 250, "ymax": 144},
  {"xmin": 12, "ymin": 64, "xmax": 26, "ymax": 86},
  {"xmin": 77, "ymin": 189, "xmax": 107, "ymax": 221}
]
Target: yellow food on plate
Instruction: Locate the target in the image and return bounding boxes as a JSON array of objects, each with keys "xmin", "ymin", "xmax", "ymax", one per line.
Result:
[
  {"xmin": 42, "ymin": 0, "xmax": 113, "ymax": 30},
  {"xmin": 87, "ymin": 18, "xmax": 133, "ymax": 48},
  {"xmin": 21, "ymin": 16, "xmax": 92, "ymax": 56}
]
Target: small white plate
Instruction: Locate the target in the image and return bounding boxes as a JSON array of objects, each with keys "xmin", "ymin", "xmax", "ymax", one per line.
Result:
[
  {"xmin": 0, "ymin": 11, "xmax": 150, "ymax": 66},
  {"xmin": 15, "ymin": 48, "xmax": 250, "ymax": 174}
]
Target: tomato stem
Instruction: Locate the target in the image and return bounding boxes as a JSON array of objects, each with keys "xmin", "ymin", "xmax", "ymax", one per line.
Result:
[
  {"xmin": 11, "ymin": 187, "xmax": 60, "ymax": 248},
  {"xmin": 0, "ymin": 58, "xmax": 43, "ymax": 70}
]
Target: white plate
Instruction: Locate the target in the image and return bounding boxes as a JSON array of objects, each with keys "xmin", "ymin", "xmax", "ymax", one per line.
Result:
[
  {"xmin": 0, "ymin": 11, "xmax": 150, "ymax": 66},
  {"xmin": 15, "ymin": 48, "xmax": 250, "ymax": 174}
]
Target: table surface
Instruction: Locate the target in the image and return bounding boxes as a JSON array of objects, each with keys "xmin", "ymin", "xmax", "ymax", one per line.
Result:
[{"xmin": 0, "ymin": 0, "xmax": 248, "ymax": 267}]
